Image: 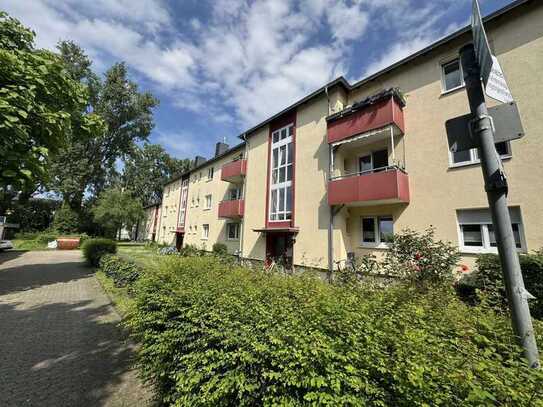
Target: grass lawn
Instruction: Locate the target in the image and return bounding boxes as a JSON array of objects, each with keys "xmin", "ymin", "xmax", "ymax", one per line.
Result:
[
  {"xmin": 117, "ymin": 243, "xmax": 160, "ymax": 268},
  {"xmin": 11, "ymin": 239, "xmax": 49, "ymax": 251}
]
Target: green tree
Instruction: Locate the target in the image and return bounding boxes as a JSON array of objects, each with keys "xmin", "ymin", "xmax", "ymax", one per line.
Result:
[
  {"xmin": 92, "ymin": 188, "xmax": 144, "ymax": 239},
  {"xmin": 52, "ymin": 203, "xmax": 81, "ymax": 233},
  {"xmin": 122, "ymin": 143, "xmax": 191, "ymax": 205},
  {"xmin": 50, "ymin": 42, "xmax": 158, "ymax": 211},
  {"xmin": 0, "ymin": 13, "xmax": 100, "ymax": 204}
]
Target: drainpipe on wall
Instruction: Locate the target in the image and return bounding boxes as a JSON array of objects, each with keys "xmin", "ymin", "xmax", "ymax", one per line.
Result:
[{"xmin": 328, "ymin": 204, "xmax": 344, "ymax": 281}]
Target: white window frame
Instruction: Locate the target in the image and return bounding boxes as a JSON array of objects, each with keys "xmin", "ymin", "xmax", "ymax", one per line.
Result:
[
  {"xmin": 178, "ymin": 179, "xmax": 188, "ymax": 226},
  {"xmin": 448, "ymin": 141, "xmax": 511, "ymax": 168},
  {"xmin": 269, "ymin": 124, "xmax": 294, "ymax": 222},
  {"xmin": 204, "ymin": 194, "xmax": 212, "ymax": 210},
  {"xmin": 440, "ymin": 58, "xmax": 465, "ymax": 94},
  {"xmin": 202, "ymin": 224, "xmax": 209, "ymax": 240},
  {"xmin": 229, "ymin": 187, "xmax": 241, "ymax": 201},
  {"xmin": 226, "ymin": 223, "xmax": 240, "ymax": 240},
  {"xmin": 457, "ymin": 220, "xmax": 525, "ymax": 254},
  {"xmin": 207, "ymin": 167, "xmax": 214, "ymax": 181},
  {"xmin": 360, "ymin": 216, "xmax": 394, "ymax": 248},
  {"xmin": 358, "ymin": 148, "xmax": 389, "ymax": 174}
]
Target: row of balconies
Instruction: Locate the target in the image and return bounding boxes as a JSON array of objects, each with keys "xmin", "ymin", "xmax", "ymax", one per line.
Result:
[{"xmin": 216, "ymin": 89, "xmax": 409, "ymax": 218}]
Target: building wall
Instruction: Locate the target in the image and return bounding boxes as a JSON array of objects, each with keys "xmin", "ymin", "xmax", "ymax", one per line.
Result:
[
  {"xmin": 240, "ymin": 126, "xmax": 268, "ymax": 260},
  {"xmin": 157, "ymin": 179, "xmax": 182, "ymax": 245},
  {"xmin": 183, "ymin": 148, "xmax": 245, "ymax": 254},
  {"xmin": 340, "ymin": 2, "xmax": 543, "ymax": 269},
  {"xmin": 161, "ymin": 2, "xmax": 542, "ymax": 271}
]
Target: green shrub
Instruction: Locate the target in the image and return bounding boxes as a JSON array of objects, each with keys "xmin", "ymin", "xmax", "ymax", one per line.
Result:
[
  {"xmin": 459, "ymin": 252, "xmax": 543, "ymax": 319},
  {"xmin": 82, "ymin": 238, "xmax": 117, "ymax": 267},
  {"xmin": 212, "ymin": 242, "xmax": 227, "ymax": 255},
  {"xmin": 128, "ymin": 256, "xmax": 543, "ymax": 406},
  {"xmin": 35, "ymin": 232, "xmax": 58, "ymax": 244},
  {"xmin": 100, "ymin": 254, "xmax": 141, "ymax": 289},
  {"xmin": 52, "ymin": 204, "xmax": 81, "ymax": 233},
  {"xmin": 179, "ymin": 244, "xmax": 201, "ymax": 257},
  {"xmin": 342, "ymin": 228, "xmax": 460, "ymax": 287}
]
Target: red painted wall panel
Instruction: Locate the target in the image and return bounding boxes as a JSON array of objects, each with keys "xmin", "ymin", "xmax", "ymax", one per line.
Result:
[
  {"xmin": 221, "ymin": 159, "xmax": 247, "ymax": 181},
  {"xmin": 218, "ymin": 199, "xmax": 245, "ymax": 218},
  {"xmin": 328, "ymin": 170, "xmax": 410, "ymax": 205},
  {"xmin": 327, "ymin": 97, "xmax": 404, "ymax": 144}
]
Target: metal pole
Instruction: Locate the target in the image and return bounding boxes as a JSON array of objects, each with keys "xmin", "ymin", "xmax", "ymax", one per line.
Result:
[{"xmin": 460, "ymin": 43, "xmax": 540, "ymax": 368}]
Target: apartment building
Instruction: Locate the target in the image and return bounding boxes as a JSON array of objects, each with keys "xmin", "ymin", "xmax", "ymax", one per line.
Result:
[
  {"xmin": 157, "ymin": 0, "xmax": 543, "ymax": 272},
  {"xmin": 139, "ymin": 202, "xmax": 161, "ymax": 241}
]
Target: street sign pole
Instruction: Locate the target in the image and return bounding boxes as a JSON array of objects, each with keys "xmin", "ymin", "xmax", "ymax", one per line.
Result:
[{"xmin": 460, "ymin": 43, "xmax": 540, "ymax": 368}]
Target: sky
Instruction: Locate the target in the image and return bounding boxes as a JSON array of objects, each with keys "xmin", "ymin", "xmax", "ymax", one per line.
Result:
[{"xmin": 1, "ymin": 0, "xmax": 515, "ymax": 160}]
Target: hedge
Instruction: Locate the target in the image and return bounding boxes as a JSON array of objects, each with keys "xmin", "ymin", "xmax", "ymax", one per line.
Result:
[
  {"xmin": 459, "ymin": 252, "xmax": 543, "ymax": 319},
  {"xmin": 99, "ymin": 254, "xmax": 141, "ymax": 289},
  {"xmin": 82, "ymin": 238, "xmax": 117, "ymax": 266},
  {"xmin": 128, "ymin": 256, "xmax": 543, "ymax": 406}
]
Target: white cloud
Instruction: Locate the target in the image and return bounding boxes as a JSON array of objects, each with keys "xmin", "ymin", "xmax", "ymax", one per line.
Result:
[{"xmin": 0, "ymin": 0, "xmax": 470, "ymax": 131}]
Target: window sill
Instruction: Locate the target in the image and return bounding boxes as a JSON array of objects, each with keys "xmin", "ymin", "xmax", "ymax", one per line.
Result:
[
  {"xmin": 440, "ymin": 84, "xmax": 465, "ymax": 96},
  {"xmin": 460, "ymin": 246, "xmax": 525, "ymax": 255},
  {"xmin": 201, "ymin": 238, "xmax": 208, "ymax": 241},
  {"xmin": 227, "ymin": 238, "xmax": 239, "ymax": 241},
  {"xmin": 203, "ymin": 207, "xmax": 211, "ymax": 211},
  {"xmin": 360, "ymin": 243, "xmax": 390, "ymax": 249},
  {"xmin": 449, "ymin": 155, "xmax": 511, "ymax": 169}
]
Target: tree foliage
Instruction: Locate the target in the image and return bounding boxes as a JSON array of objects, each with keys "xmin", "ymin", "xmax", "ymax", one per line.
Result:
[
  {"xmin": 0, "ymin": 12, "xmax": 100, "ymax": 192},
  {"xmin": 49, "ymin": 42, "xmax": 159, "ymax": 210},
  {"xmin": 92, "ymin": 187, "xmax": 144, "ymax": 238},
  {"xmin": 122, "ymin": 143, "xmax": 191, "ymax": 205}
]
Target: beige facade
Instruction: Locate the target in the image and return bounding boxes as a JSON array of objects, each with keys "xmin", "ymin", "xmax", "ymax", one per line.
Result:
[
  {"xmin": 157, "ymin": 179, "xmax": 182, "ymax": 245},
  {"xmin": 155, "ymin": 1, "xmax": 542, "ymax": 272},
  {"xmin": 183, "ymin": 146, "xmax": 245, "ymax": 254}
]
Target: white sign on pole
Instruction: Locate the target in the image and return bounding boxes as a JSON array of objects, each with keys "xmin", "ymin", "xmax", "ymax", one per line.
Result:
[{"xmin": 471, "ymin": 0, "xmax": 514, "ymax": 103}]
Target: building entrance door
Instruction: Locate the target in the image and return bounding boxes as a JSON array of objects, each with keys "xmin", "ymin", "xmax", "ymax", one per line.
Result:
[
  {"xmin": 266, "ymin": 233, "xmax": 293, "ymax": 270},
  {"xmin": 175, "ymin": 232, "xmax": 184, "ymax": 251}
]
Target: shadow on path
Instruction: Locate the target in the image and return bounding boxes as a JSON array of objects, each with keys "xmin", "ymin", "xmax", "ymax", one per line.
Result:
[{"xmin": 0, "ymin": 252, "xmax": 152, "ymax": 406}]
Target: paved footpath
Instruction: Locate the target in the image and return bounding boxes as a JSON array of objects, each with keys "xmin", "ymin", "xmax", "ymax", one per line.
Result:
[{"xmin": 0, "ymin": 250, "xmax": 152, "ymax": 407}]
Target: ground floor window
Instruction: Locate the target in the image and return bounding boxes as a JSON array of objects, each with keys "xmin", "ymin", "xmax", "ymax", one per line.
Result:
[
  {"xmin": 361, "ymin": 216, "xmax": 393, "ymax": 247},
  {"xmin": 227, "ymin": 223, "xmax": 240, "ymax": 240},
  {"xmin": 457, "ymin": 207, "xmax": 524, "ymax": 253},
  {"xmin": 202, "ymin": 224, "xmax": 209, "ymax": 240}
]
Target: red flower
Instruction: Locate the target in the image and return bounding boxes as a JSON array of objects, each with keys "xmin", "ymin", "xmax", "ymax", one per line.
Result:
[{"xmin": 460, "ymin": 264, "xmax": 469, "ymax": 273}]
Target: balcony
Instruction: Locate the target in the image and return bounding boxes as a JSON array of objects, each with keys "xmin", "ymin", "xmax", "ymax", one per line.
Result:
[
  {"xmin": 327, "ymin": 88, "xmax": 405, "ymax": 145},
  {"xmin": 221, "ymin": 159, "xmax": 247, "ymax": 183},
  {"xmin": 328, "ymin": 166, "xmax": 410, "ymax": 206},
  {"xmin": 218, "ymin": 199, "xmax": 245, "ymax": 218}
]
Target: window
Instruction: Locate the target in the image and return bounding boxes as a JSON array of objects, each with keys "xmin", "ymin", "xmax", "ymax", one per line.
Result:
[
  {"xmin": 204, "ymin": 194, "xmax": 212, "ymax": 210},
  {"xmin": 450, "ymin": 141, "xmax": 511, "ymax": 166},
  {"xmin": 207, "ymin": 167, "xmax": 214, "ymax": 180},
  {"xmin": 227, "ymin": 223, "xmax": 240, "ymax": 240},
  {"xmin": 457, "ymin": 208, "xmax": 524, "ymax": 253},
  {"xmin": 163, "ymin": 206, "xmax": 168, "ymax": 217},
  {"xmin": 229, "ymin": 187, "xmax": 241, "ymax": 201},
  {"xmin": 361, "ymin": 216, "xmax": 393, "ymax": 246},
  {"xmin": 269, "ymin": 124, "xmax": 294, "ymax": 221},
  {"xmin": 441, "ymin": 58, "xmax": 464, "ymax": 92},
  {"xmin": 359, "ymin": 149, "xmax": 388, "ymax": 173},
  {"xmin": 178, "ymin": 180, "xmax": 188, "ymax": 226},
  {"xmin": 202, "ymin": 224, "xmax": 209, "ymax": 240}
]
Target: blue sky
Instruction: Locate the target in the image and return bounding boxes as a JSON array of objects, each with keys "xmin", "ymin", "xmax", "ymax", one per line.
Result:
[{"xmin": 1, "ymin": 0, "xmax": 514, "ymax": 160}]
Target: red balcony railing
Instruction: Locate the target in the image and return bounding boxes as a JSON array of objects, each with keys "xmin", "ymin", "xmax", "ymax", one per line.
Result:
[
  {"xmin": 328, "ymin": 167, "xmax": 410, "ymax": 206},
  {"xmin": 327, "ymin": 90, "xmax": 405, "ymax": 144},
  {"xmin": 218, "ymin": 199, "xmax": 245, "ymax": 218},
  {"xmin": 221, "ymin": 159, "xmax": 247, "ymax": 182}
]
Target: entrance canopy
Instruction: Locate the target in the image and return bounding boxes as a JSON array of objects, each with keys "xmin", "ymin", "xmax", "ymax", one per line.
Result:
[{"xmin": 253, "ymin": 227, "xmax": 299, "ymax": 234}]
